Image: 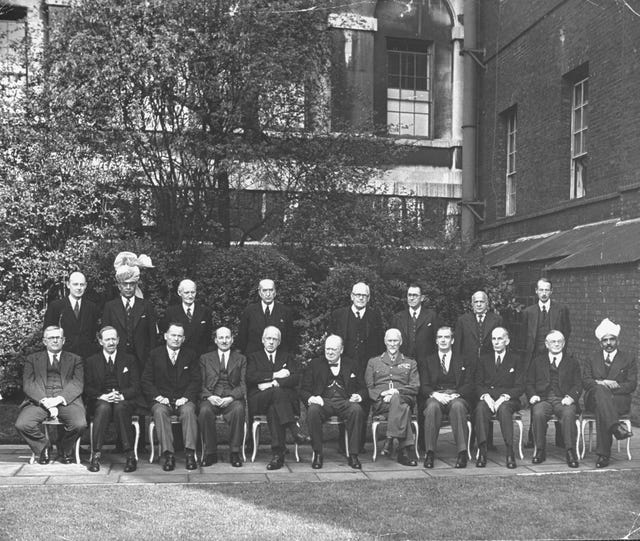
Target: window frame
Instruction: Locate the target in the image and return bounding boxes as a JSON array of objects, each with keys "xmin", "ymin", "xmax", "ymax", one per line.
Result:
[
  {"xmin": 570, "ymin": 76, "xmax": 588, "ymax": 199},
  {"xmin": 505, "ymin": 107, "xmax": 517, "ymax": 216}
]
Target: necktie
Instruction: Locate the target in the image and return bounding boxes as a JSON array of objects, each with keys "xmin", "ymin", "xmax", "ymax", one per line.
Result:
[
  {"xmin": 52, "ymin": 354, "xmax": 59, "ymax": 367},
  {"xmin": 74, "ymin": 300, "xmax": 80, "ymax": 318},
  {"xmin": 440, "ymin": 354, "xmax": 447, "ymax": 374},
  {"xmin": 107, "ymin": 355, "xmax": 114, "ymax": 372},
  {"xmin": 221, "ymin": 352, "xmax": 227, "ymax": 370},
  {"xmin": 355, "ymin": 310, "xmax": 361, "ymax": 319},
  {"xmin": 541, "ymin": 305, "xmax": 547, "ymax": 320},
  {"xmin": 552, "ymin": 356, "xmax": 557, "ymax": 368},
  {"xmin": 605, "ymin": 354, "xmax": 612, "ymax": 370},
  {"xmin": 412, "ymin": 310, "xmax": 417, "ymax": 321},
  {"xmin": 125, "ymin": 299, "xmax": 132, "ymax": 317},
  {"xmin": 170, "ymin": 351, "xmax": 177, "ymax": 365},
  {"xmin": 186, "ymin": 307, "xmax": 192, "ymax": 323},
  {"xmin": 264, "ymin": 305, "xmax": 270, "ymax": 318},
  {"xmin": 496, "ymin": 354, "xmax": 501, "ymax": 368},
  {"xmin": 269, "ymin": 354, "xmax": 274, "ymax": 364}
]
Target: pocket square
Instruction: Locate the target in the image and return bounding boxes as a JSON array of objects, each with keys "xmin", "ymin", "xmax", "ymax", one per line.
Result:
[
  {"xmin": 426, "ymin": 322, "xmax": 432, "ymax": 326},
  {"xmin": 122, "ymin": 367, "xmax": 129, "ymax": 373},
  {"xmin": 509, "ymin": 367, "xmax": 515, "ymax": 373},
  {"xmin": 200, "ymin": 320, "xmax": 206, "ymax": 324},
  {"xmin": 461, "ymin": 366, "xmax": 466, "ymax": 371},
  {"xmin": 350, "ymin": 373, "xmax": 356, "ymax": 378},
  {"xmin": 183, "ymin": 366, "xmax": 189, "ymax": 370},
  {"xmin": 141, "ymin": 314, "xmax": 146, "ymax": 319}
]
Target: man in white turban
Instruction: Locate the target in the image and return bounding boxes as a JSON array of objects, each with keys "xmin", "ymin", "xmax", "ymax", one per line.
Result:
[{"xmin": 583, "ymin": 318, "xmax": 636, "ymax": 468}]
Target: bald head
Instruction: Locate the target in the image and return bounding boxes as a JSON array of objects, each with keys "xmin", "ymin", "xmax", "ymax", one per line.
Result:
[{"xmin": 67, "ymin": 272, "xmax": 87, "ymax": 300}]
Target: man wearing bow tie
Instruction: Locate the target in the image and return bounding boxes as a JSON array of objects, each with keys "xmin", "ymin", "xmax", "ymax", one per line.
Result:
[
  {"xmin": 474, "ymin": 327, "xmax": 524, "ymax": 469},
  {"xmin": 299, "ymin": 334, "xmax": 365, "ymax": 470},
  {"xmin": 237, "ymin": 278, "xmax": 295, "ymax": 355},
  {"xmin": 142, "ymin": 323, "xmax": 201, "ymax": 471},
  {"xmin": 162, "ymin": 279, "xmax": 213, "ymax": 357},
  {"xmin": 526, "ymin": 330, "xmax": 581, "ymax": 468},
  {"xmin": 422, "ymin": 326, "xmax": 475, "ymax": 469},
  {"xmin": 366, "ymin": 328, "xmax": 420, "ymax": 467},
  {"xmin": 583, "ymin": 318, "xmax": 636, "ymax": 468},
  {"xmin": 84, "ymin": 327, "xmax": 140, "ymax": 473},
  {"xmin": 198, "ymin": 327, "xmax": 246, "ymax": 468}
]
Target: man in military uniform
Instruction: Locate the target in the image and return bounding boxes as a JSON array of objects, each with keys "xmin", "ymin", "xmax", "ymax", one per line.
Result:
[{"xmin": 365, "ymin": 328, "xmax": 419, "ymax": 466}]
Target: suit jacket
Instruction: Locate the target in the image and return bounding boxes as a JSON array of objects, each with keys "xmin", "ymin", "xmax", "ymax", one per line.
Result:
[
  {"xmin": 421, "ymin": 351, "xmax": 475, "ymax": 402},
  {"xmin": 583, "ymin": 350, "xmax": 637, "ymax": 411},
  {"xmin": 101, "ymin": 297, "xmax": 158, "ymax": 368},
  {"xmin": 299, "ymin": 355, "xmax": 366, "ymax": 404},
  {"xmin": 43, "ymin": 297, "xmax": 99, "ymax": 359},
  {"xmin": 391, "ymin": 306, "xmax": 441, "ymax": 363},
  {"xmin": 162, "ymin": 303, "xmax": 213, "ymax": 357},
  {"xmin": 237, "ymin": 301, "xmax": 295, "ymax": 355},
  {"xmin": 526, "ymin": 351, "xmax": 581, "ymax": 403},
  {"xmin": 365, "ymin": 352, "xmax": 419, "ymax": 402},
  {"xmin": 84, "ymin": 350, "xmax": 140, "ymax": 402},
  {"xmin": 199, "ymin": 350, "xmax": 246, "ymax": 401},
  {"xmin": 453, "ymin": 311, "xmax": 503, "ymax": 362},
  {"xmin": 521, "ymin": 300, "xmax": 571, "ymax": 362},
  {"xmin": 245, "ymin": 349, "xmax": 299, "ymax": 398},
  {"xmin": 141, "ymin": 346, "xmax": 201, "ymax": 404},
  {"xmin": 475, "ymin": 349, "xmax": 524, "ymax": 401},
  {"xmin": 21, "ymin": 350, "xmax": 84, "ymax": 406},
  {"xmin": 328, "ymin": 306, "xmax": 385, "ymax": 371}
]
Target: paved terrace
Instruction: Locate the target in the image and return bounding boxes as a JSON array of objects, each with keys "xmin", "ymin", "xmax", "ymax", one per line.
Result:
[{"xmin": 1, "ymin": 413, "xmax": 638, "ymax": 486}]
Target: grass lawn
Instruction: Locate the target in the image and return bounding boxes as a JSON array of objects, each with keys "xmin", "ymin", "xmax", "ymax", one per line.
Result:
[{"xmin": 2, "ymin": 471, "xmax": 640, "ymax": 540}]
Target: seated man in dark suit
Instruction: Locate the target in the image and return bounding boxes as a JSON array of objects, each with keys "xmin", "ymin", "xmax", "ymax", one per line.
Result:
[
  {"xmin": 422, "ymin": 326, "xmax": 475, "ymax": 469},
  {"xmin": 15, "ymin": 326, "xmax": 86, "ymax": 464},
  {"xmin": 246, "ymin": 326, "xmax": 307, "ymax": 470},
  {"xmin": 141, "ymin": 323, "xmax": 201, "ymax": 471},
  {"xmin": 474, "ymin": 327, "xmax": 524, "ymax": 469},
  {"xmin": 43, "ymin": 271, "xmax": 99, "ymax": 359},
  {"xmin": 84, "ymin": 326, "xmax": 140, "ymax": 473},
  {"xmin": 161, "ymin": 279, "xmax": 213, "ymax": 357},
  {"xmin": 527, "ymin": 330, "xmax": 581, "ymax": 468},
  {"xmin": 366, "ymin": 328, "xmax": 420, "ymax": 467},
  {"xmin": 583, "ymin": 318, "xmax": 636, "ymax": 468},
  {"xmin": 198, "ymin": 326, "xmax": 246, "ymax": 468},
  {"xmin": 299, "ymin": 334, "xmax": 365, "ymax": 470}
]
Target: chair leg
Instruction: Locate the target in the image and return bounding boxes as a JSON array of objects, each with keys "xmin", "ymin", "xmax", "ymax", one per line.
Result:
[
  {"xmin": 574, "ymin": 419, "xmax": 581, "ymax": 456},
  {"xmin": 371, "ymin": 421, "xmax": 380, "ymax": 462},
  {"xmin": 89, "ymin": 421, "xmax": 94, "ymax": 456},
  {"xmin": 515, "ymin": 419, "xmax": 524, "ymax": 460},
  {"xmin": 251, "ymin": 421, "xmax": 260, "ymax": 463},
  {"xmin": 148, "ymin": 421, "xmax": 156, "ymax": 464},
  {"xmin": 74, "ymin": 437, "xmax": 81, "ymax": 465},
  {"xmin": 132, "ymin": 420, "xmax": 140, "ymax": 462},
  {"xmin": 241, "ymin": 422, "xmax": 247, "ymax": 463},
  {"xmin": 412, "ymin": 420, "xmax": 420, "ymax": 460},
  {"xmin": 466, "ymin": 421, "xmax": 472, "ymax": 460},
  {"xmin": 623, "ymin": 420, "xmax": 632, "ymax": 460},
  {"xmin": 344, "ymin": 425, "xmax": 350, "ymax": 458}
]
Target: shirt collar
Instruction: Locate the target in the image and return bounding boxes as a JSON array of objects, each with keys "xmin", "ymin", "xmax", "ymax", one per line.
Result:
[
  {"xmin": 329, "ymin": 359, "xmax": 341, "ymax": 372},
  {"xmin": 604, "ymin": 350, "xmax": 618, "ymax": 361},
  {"xmin": 69, "ymin": 295, "xmax": 80, "ymax": 306},
  {"xmin": 261, "ymin": 301, "xmax": 274, "ymax": 313},
  {"xmin": 411, "ymin": 306, "xmax": 421, "ymax": 318},
  {"xmin": 264, "ymin": 349, "xmax": 276, "ymax": 360},
  {"xmin": 183, "ymin": 302, "xmax": 194, "ymax": 313},
  {"xmin": 122, "ymin": 296, "xmax": 135, "ymax": 307},
  {"xmin": 167, "ymin": 347, "xmax": 180, "ymax": 358},
  {"xmin": 351, "ymin": 305, "xmax": 366, "ymax": 317},
  {"xmin": 539, "ymin": 300, "xmax": 550, "ymax": 311},
  {"xmin": 548, "ymin": 352, "xmax": 562, "ymax": 363}
]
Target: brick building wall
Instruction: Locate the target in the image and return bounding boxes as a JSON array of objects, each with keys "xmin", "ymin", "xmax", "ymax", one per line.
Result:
[{"xmin": 476, "ymin": 0, "xmax": 640, "ymax": 243}]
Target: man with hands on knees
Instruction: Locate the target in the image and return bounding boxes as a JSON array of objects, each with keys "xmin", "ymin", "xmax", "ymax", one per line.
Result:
[
  {"xmin": 142, "ymin": 323, "xmax": 200, "ymax": 472},
  {"xmin": 299, "ymin": 334, "xmax": 365, "ymax": 470}
]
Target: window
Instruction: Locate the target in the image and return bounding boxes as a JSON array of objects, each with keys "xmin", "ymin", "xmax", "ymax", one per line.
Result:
[
  {"xmin": 0, "ymin": 6, "xmax": 28, "ymax": 77},
  {"xmin": 505, "ymin": 108, "xmax": 517, "ymax": 216},
  {"xmin": 386, "ymin": 38, "xmax": 431, "ymax": 137},
  {"xmin": 570, "ymin": 77, "xmax": 588, "ymax": 199}
]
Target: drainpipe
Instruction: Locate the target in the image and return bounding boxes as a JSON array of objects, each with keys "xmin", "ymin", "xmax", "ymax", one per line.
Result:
[{"xmin": 461, "ymin": 0, "xmax": 478, "ymax": 248}]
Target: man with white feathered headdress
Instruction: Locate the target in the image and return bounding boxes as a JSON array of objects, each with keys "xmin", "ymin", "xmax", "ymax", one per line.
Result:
[{"xmin": 583, "ymin": 318, "xmax": 636, "ymax": 468}]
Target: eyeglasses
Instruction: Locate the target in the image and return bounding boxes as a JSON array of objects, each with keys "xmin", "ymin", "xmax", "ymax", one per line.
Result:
[{"xmin": 45, "ymin": 336, "xmax": 64, "ymax": 341}]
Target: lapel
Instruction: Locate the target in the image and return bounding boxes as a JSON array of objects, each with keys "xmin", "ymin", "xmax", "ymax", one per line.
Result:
[
  {"xmin": 36, "ymin": 351, "xmax": 49, "ymax": 388},
  {"xmin": 468, "ymin": 313, "xmax": 480, "ymax": 341},
  {"xmin": 607, "ymin": 351, "xmax": 623, "ymax": 379},
  {"xmin": 113, "ymin": 298, "xmax": 128, "ymax": 330},
  {"xmin": 528, "ymin": 305, "xmax": 539, "ymax": 338},
  {"xmin": 59, "ymin": 351, "xmax": 72, "ymax": 382},
  {"xmin": 221, "ymin": 350, "xmax": 234, "ymax": 373},
  {"xmin": 415, "ymin": 308, "xmax": 429, "ymax": 330},
  {"xmin": 130, "ymin": 298, "xmax": 145, "ymax": 329}
]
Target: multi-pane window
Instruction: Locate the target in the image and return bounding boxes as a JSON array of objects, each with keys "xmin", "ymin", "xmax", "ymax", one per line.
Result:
[
  {"xmin": 505, "ymin": 108, "xmax": 517, "ymax": 216},
  {"xmin": 570, "ymin": 77, "xmax": 588, "ymax": 199},
  {"xmin": 387, "ymin": 38, "xmax": 431, "ymax": 137}
]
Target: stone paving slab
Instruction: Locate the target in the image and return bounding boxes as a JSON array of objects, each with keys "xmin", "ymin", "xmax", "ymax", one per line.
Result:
[
  {"xmin": 267, "ymin": 471, "xmax": 321, "ymax": 483},
  {"xmin": 191, "ymin": 472, "xmax": 267, "ymax": 484},
  {"xmin": 118, "ymin": 473, "xmax": 189, "ymax": 484},
  {"xmin": 0, "ymin": 476, "xmax": 47, "ymax": 485},
  {"xmin": 314, "ymin": 471, "xmax": 368, "ymax": 482},
  {"xmin": 365, "ymin": 469, "xmax": 428, "ymax": 481},
  {"xmin": 46, "ymin": 474, "xmax": 118, "ymax": 485}
]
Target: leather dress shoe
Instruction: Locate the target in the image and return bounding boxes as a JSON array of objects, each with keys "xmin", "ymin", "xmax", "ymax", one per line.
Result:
[
  {"xmin": 347, "ymin": 454, "xmax": 362, "ymax": 470},
  {"xmin": 312, "ymin": 451, "xmax": 323, "ymax": 469},
  {"xmin": 506, "ymin": 454, "xmax": 516, "ymax": 469},
  {"xmin": 266, "ymin": 454, "xmax": 284, "ymax": 470},
  {"xmin": 38, "ymin": 444, "xmax": 51, "ymax": 465},
  {"xmin": 124, "ymin": 456, "xmax": 137, "ymax": 473},
  {"xmin": 455, "ymin": 451, "xmax": 468, "ymax": 469},
  {"xmin": 397, "ymin": 448, "xmax": 417, "ymax": 467},
  {"xmin": 201, "ymin": 453, "xmax": 218, "ymax": 467},
  {"xmin": 475, "ymin": 452, "xmax": 487, "ymax": 468},
  {"xmin": 293, "ymin": 433, "xmax": 311, "ymax": 446},
  {"xmin": 596, "ymin": 455, "xmax": 610, "ymax": 468},
  {"xmin": 162, "ymin": 453, "xmax": 176, "ymax": 471},
  {"xmin": 88, "ymin": 452, "xmax": 101, "ymax": 473},
  {"xmin": 424, "ymin": 451, "xmax": 434, "ymax": 469},
  {"xmin": 381, "ymin": 438, "xmax": 393, "ymax": 457},
  {"xmin": 611, "ymin": 422, "xmax": 633, "ymax": 440},
  {"xmin": 230, "ymin": 452, "xmax": 242, "ymax": 468},
  {"xmin": 185, "ymin": 453, "xmax": 198, "ymax": 470},
  {"xmin": 566, "ymin": 449, "xmax": 579, "ymax": 468},
  {"xmin": 532, "ymin": 450, "xmax": 546, "ymax": 464}
]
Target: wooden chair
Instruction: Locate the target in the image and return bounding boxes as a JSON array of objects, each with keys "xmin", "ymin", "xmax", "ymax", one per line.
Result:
[
  {"xmin": 29, "ymin": 417, "xmax": 81, "ymax": 464},
  {"xmin": 579, "ymin": 413, "xmax": 632, "ymax": 460}
]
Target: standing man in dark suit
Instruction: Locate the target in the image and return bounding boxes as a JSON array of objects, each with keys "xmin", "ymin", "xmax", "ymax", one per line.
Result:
[
  {"xmin": 454, "ymin": 290, "xmax": 503, "ymax": 363},
  {"xmin": 15, "ymin": 326, "xmax": 86, "ymax": 464},
  {"xmin": 391, "ymin": 283, "xmax": 441, "ymax": 453},
  {"xmin": 527, "ymin": 330, "xmax": 581, "ymax": 468},
  {"xmin": 583, "ymin": 318, "xmax": 635, "ymax": 468},
  {"xmin": 299, "ymin": 335, "xmax": 365, "ymax": 470},
  {"xmin": 422, "ymin": 326, "xmax": 475, "ymax": 469},
  {"xmin": 237, "ymin": 278, "xmax": 295, "ymax": 355},
  {"xmin": 162, "ymin": 279, "xmax": 213, "ymax": 357},
  {"xmin": 43, "ymin": 271, "xmax": 99, "ymax": 359},
  {"xmin": 198, "ymin": 326, "xmax": 246, "ymax": 468},
  {"xmin": 84, "ymin": 326, "xmax": 139, "ymax": 473},
  {"xmin": 246, "ymin": 326, "xmax": 307, "ymax": 470},
  {"xmin": 474, "ymin": 327, "xmax": 524, "ymax": 469},
  {"xmin": 141, "ymin": 323, "xmax": 201, "ymax": 471},
  {"xmin": 521, "ymin": 278, "xmax": 571, "ymax": 447},
  {"xmin": 328, "ymin": 281, "xmax": 385, "ymax": 453}
]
